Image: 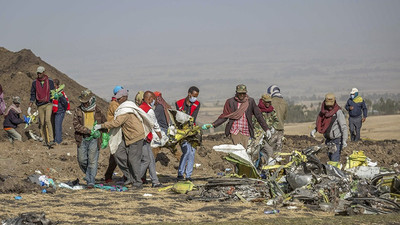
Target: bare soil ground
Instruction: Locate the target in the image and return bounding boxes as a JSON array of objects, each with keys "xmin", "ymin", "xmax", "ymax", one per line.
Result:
[{"xmin": 1, "ymin": 128, "xmax": 399, "ymax": 224}]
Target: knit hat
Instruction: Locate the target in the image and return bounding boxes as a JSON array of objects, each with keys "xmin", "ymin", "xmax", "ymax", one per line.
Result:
[
  {"xmin": 325, "ymin": 93, "xmax": 336, "ymax": 106},
  {"xmin": 236, "ymin": 84, "xmax": 247, "ymax": 93}
]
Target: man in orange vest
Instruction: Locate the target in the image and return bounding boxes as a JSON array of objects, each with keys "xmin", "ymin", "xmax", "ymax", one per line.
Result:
[{"xmin": 175, "ymin": 86, "xmax": 200, "ymax": 181}]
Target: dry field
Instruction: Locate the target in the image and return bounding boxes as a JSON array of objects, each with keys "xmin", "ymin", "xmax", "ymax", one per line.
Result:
[{"xmin": 285, "ymin": 114, "xmax": 400, "ymax": 140}]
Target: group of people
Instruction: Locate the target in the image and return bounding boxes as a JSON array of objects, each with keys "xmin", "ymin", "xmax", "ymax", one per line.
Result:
[
  {"xmin": 72, "ymin": 86, "xmax": 201, "ymax": 188},
  {"xmin": 1, "ymin": 65, "xmax": 368, "ymax": 188},
  {"xmin": 1, "ymin": 66, "xmax": 71, "ymax": 145}
]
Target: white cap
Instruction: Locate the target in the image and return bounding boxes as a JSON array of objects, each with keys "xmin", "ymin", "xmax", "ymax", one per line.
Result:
[
  {"xmin": 37, "ymin": 66, "xmax": 45, "ymax": 73},
  {"xmin": 350, "ymin": 88, "xmax": 358, "ymax": 94}
]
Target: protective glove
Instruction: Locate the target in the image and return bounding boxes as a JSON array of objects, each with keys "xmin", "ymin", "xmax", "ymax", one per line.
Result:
[
  {"xmin": 310, "ymin": 129, "xmax": 316, "ymax": 138},
  {"xmin": 27, "ymin": 107, "xmax": 32, "ymax": 116},
  {"xmin": 270, "ymin": 127, "xmax": 275, "ymax": 134},
  {"xmin": 266, "ymin": 129, "xmax": 272, "ymax": 139},
  {"xmin": 93, "ymin": 124, "xmax": 102, "ymax": 131},
  {"xmin": 342, "ymin": 141, "xmax": 347, "ymax": 148},
  {"xmin": 23, "ymin": 115, "xmax": 30, "ymax": 124},
  {"xmin": 66, "ymin": 110, "xmax": 72, "ymax": 115},
  {"xmin": 201, "ymin": 124, "xmax": 213, "ymax": 130}
]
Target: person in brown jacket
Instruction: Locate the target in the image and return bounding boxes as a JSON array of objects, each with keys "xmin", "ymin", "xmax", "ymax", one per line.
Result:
[
  {"xmin": 95, "ymin": 89, "xmax": 152, "ymax": 189},
  {"xmin": 203, "ymin": 84, "xmax": 271, "ymax": 149},
  {"xmin": 104, "ymin": 86, "xmax": 123, "ymax": 183},
  {"xmin": 73, "ymin": 89, "xmax": 106, "ymax": 188}
]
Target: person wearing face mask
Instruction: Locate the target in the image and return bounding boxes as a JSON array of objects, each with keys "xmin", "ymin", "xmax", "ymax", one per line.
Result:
[
  {"xmin": 203, "ymin": 84, "xmax": 271, "ymax": 150},
  {"xmin": 345, "ymin": 88, "xmax": 368, "ymax": 142},
  {"xmin": 139, "ymin": 91, "xmax": 163, "ymax": 187},
  {"xmin": 311, "ymin": 93, "xmax": 348, "ymax": 162},
  {"xmin": 175, "ymin": 86, "xmax": 201, "ymax": 181}
]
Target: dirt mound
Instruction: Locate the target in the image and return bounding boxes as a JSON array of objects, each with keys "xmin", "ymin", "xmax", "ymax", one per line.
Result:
[{"xmin": 0, "ymin": 47, "xmax": 108, "ymax": 142}]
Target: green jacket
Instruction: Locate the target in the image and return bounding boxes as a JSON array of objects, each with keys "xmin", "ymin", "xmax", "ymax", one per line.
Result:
[
  {"xmin": 271, "ymin": 97, "xmax": 288, "ymax": 130},
  {"xmin": 253, "ymin": 111, "xmax": 279, "ymax": 132}
]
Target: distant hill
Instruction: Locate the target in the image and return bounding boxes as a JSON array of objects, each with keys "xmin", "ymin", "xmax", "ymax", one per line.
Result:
[{"xmin": 0, "ymin": 47, "xmax": 108, "ymax": 142}]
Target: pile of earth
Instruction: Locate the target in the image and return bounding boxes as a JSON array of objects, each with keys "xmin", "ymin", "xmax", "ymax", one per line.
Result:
[{"xmin": 0, "ymin": 47, "xmax": 108, "ymax": 142}]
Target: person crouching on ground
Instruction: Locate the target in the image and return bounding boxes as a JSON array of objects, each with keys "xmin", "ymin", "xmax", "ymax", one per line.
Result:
[
  {"xmin": 311, "ymin": 93, "xmax": 348, "ymax": 162},
  {"xmin": 3, "ymin": 96, "xmax": 26, "ymax": 143},
  {"xmin": 73, "ymin": 89, "xmax": 106, "ymax": 188},
  {"xmin": 139, "ymin": 91, "xmax": 163, "ymax": 188},
  {"xmin": 95, "ymin": 89, "xmax": 154, "ymax": 190}
]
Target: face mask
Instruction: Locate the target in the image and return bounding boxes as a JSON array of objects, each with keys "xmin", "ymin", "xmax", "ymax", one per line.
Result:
[
  {"xmin": 350, "ymin": 94, "xmax": 355, "ymax": 99},
  {"xmin": 150, "ymin": 99, "xmax": 155, "ymax": 107},
  {"xmin": 189, "ymin": 97, "xmax": 197, "ymax": 103}
]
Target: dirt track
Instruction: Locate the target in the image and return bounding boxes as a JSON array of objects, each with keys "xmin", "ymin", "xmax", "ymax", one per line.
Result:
[{"xmin": 1, "ymin": 133, "xmax": 400, "ymax": 224}]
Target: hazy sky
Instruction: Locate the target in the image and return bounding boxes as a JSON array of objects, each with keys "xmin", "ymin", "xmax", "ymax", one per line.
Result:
[{"xmin": 1, "ymin": 0, "xmax": 400, "ymax": 100}]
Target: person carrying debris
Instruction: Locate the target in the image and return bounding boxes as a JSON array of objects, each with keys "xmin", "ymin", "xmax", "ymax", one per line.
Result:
[
  {"xmin": 52, "ymin": 79, "xmax": 71, "ymax": 145},
  {"xmin": 28, "ymin": 66, "xmax": 56, "ymax": 146},
  {"xmin": 139, "ymin": 91, "xmax": 163, "ymax": 188},
  {"xmin": 266, "ymin": 84, "xmax": 288, "ymax": 152},
  {"xmin": 94, "ymin": 89, "xmax": 154, "ymax": 190},
  {"xmin": 73, "ymin": 89, "xmax": 106, "ymax": 188},
  {"xmin": 311, "ymin": 93, "xmax": 348, "ymax": 162},
  {"xmin": 175, "ymin": 86, "xmax": 201, "ymax": 181},
  {"xmin": 253, "ymin": 94, "xmax": 280, "ymax": 164},
  {"xmin": 203, "ymin": 84, "xmax": 271, "ymax": 149},
  {"xmin": 104, "ymin": 85, "xmax": 124, "ymax": 183},
  {"xmin": 3, "ymin": 96, "xmax": 26, "ymax": 143},
  {"xmin": 345, "ymin": 88, "xmax": 367, "ymax": 142}
]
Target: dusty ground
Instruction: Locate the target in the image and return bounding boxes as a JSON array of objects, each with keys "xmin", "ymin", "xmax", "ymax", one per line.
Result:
[{"xmin": 1, "ymin": 125, "xmax": 400, "ymax": 224}]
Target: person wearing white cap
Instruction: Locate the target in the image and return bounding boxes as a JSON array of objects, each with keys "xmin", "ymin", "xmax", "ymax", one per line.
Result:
[
  {"xmin": 345, "ymin": 88, "xmax": 368, "ymax": 142},
  {"xmin": 28, "ymin": 66, "xmax": 56, "ymax": 146}
]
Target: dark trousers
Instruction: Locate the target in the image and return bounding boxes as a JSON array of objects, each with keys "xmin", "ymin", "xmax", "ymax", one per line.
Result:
[
  {"xmin": 326, "ymin": 138, "xmax": 343, "ymax": 162},
  {"xmin": 54, "ymin": 112, "xmax": 65, "ymax": 144},
  {"xmin": 114, "ymin": 139, "xmax": 143, "ymax": 187},
  {"xmin": 349, "ymin": 116, "xmax": 362, "ymax": 142},
  {"xmin": 104, "ymin": 153, "xmax": 118, "ymax": 180}
]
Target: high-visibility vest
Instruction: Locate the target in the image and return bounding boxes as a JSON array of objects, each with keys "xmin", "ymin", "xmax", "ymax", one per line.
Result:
[
  {"xmin": 176, "ymin": 98, "xmax": 199, "ymax": 116},
  {"xmin": 139, "ymin": 102, "xmax": 153, "ymax": 142}
]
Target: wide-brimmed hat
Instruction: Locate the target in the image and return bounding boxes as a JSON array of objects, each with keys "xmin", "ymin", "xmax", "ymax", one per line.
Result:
[
  {"xmin": 78, "ymin": 89, "xmax": 93, "ymax": 103},
  {"xmin": 325, "ymin": 93, "xmax": 336, "ymax": 106},
  {"xmin": 13, "ymin": 96, "xmax": 21, "ymax": 104},
  {"xmin": 236, "ymin": 84, "xmax": 247, "ymax": 93},
  {"xmin": 261, "ymin": 94, "xmax": 272, "ymax": 102},
  {"xmin": 350, "ymin": 88, "xmax": 358, "ymax": 94}
]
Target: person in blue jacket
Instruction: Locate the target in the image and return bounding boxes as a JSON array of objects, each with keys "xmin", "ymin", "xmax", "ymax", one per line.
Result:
[{"xmin": 345, "ymin": 88, "xmax": 368, "ymax": 142}]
